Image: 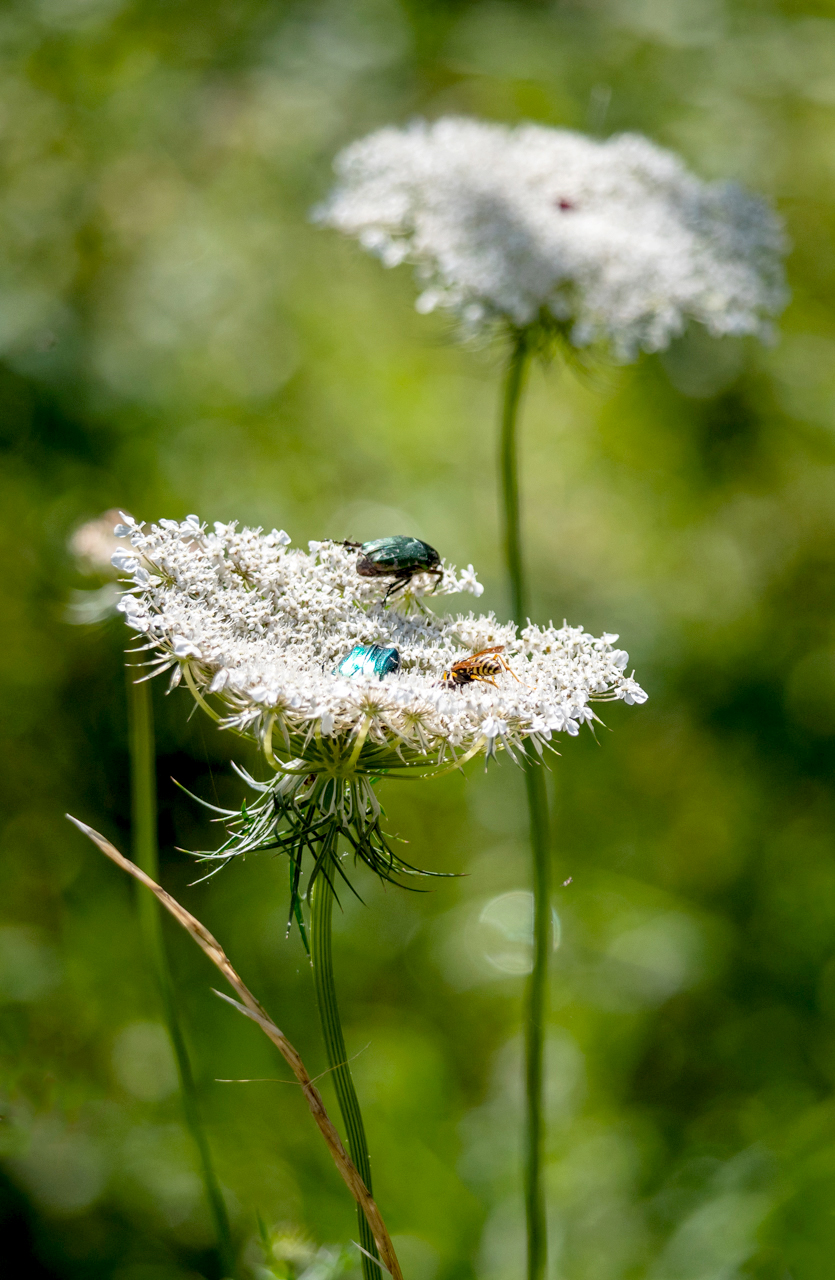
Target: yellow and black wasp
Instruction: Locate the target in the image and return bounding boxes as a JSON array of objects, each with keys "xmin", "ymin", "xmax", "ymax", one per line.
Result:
[{"xmin": 439, "ymin": 645, "xmax": 521, "ymax": 690}]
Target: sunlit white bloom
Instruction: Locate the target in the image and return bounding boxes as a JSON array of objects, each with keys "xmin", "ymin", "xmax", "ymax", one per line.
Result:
[
  {"xmin": 113, "ymin": 515, "xmax": 646, "ymax": 772},
  {"xmin": 315, "ymin": 117, "xmax": 788, "ymax": 356}
]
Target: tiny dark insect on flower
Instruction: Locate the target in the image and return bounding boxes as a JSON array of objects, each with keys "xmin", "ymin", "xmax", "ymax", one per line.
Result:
[
  {"xmin": 440, "ymin": 645, "xmax": 521, "ymax": 690},
  {"xmin": 338, "ymin": 643, "xmax": 401, "ymax": 680},
  {"xmin": 343, "ymin": 536, "xmax": 443, "ymax": 603}
]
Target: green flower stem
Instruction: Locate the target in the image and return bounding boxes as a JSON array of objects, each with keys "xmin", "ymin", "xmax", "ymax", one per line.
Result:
[
  {"xmin": 522, "ymin": 760, "xmax": 550, "ymax": 1280},
  {"xmin": 499, "ymin": 329, "xmax": 551, "ymax": 1280},
  {"xmin": 500, "ymin": 329, "xmax": 532, "ymax": 626},
  {"xmin": 311, "ymin": 870, "xmax": 381, "ymax": 1280},
  {"xmin": 127, "ymin": 674, "xmax": 235, "ymax": 1277}
]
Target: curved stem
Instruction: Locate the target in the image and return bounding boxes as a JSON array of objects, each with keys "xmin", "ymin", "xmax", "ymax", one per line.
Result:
[
  {"xmin": 72, "ymin": 815, "xmax": 403, "ymax": 1280},
  {"xmin": 499, "ymin": 330, "xmax": 550, "ymax": 1280},
  {"xmin": 127, "ymin": 675, "xmax": 235, "ymax": 1277},
  {"xmin": 311, "ymin": 869, "xmax": 381, "ymax": 1280}
]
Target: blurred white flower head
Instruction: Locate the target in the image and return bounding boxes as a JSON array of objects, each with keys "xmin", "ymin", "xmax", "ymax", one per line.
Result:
[
  {"xmin": 66, "ymin": 509, "xmax": 132, "ymax": 625},
  {"xmin": 315, "ymin": 117, "xmax": 788, "ymax": 356},
  {"xmin": 69, "ymin": 509, "xmax": 129, "ymax": 576},
  {"xmin": 113, "ymin": 514, "xmax": 646, "ymax": 771}
]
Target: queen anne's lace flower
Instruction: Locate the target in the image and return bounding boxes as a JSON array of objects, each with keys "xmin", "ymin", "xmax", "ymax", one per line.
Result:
[
  {"xmin": 113, "ymin": 514, "xmax": 646, "ymax": 770},
  {"xmin": 315, "ymin": 117, "xmax": 788, "ymax": 356},
  {"xmin": 112, "ymin": 514, "xmax": 646, "ymax": 897}
]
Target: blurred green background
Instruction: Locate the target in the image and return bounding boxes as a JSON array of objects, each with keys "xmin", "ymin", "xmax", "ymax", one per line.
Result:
[{"xmin": 5, "ymin": 1, "xmax": 835, "ymax": 1277}]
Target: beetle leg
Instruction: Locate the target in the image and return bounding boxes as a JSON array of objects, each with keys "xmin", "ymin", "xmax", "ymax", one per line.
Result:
[{"xmin": 382, "ymin": 573, "xmax": 410, "ymax": 605}]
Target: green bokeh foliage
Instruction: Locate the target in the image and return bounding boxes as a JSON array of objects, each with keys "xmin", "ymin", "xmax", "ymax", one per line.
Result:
[{"xmin": 3, "ymin": 1, "xmax": 835, "ymax": 1277}]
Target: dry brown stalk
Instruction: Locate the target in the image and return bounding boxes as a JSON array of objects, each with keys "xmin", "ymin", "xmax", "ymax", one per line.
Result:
[{"xmin": 67, "ymin": 814, "xmax": 403, "ymax": 1280}]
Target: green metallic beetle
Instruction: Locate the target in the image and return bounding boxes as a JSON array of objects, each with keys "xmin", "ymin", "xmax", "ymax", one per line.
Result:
[
  {"xmin": 338, "ymin": 644, "xmax": 401, "ymax": 679},
  {"xmin": 344, "ymin": 536, "xmax": 443, "ymax": 603}
]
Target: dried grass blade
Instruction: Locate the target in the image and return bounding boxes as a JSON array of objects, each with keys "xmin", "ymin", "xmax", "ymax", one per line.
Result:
[{"xmin": 66, "ymin": 814, "xmax": 402, "ymax": 1280}]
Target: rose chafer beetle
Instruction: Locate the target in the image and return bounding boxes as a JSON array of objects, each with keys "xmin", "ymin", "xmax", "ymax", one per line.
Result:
[
  {"xmin": 338, "ymin": 644, "xmax": 401, "ymax": 680},
  {"xmin": 344, "ymin": 536, "xmax": 443, "ymax": 603}
]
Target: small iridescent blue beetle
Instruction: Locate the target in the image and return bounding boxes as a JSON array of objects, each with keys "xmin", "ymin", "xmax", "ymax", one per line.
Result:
[
  {"xmin": 338, "ymin": 644, "xmax": 401, "ymax": 680},
  {"xmin": 344, "ymin": 536, "xmax": 443, "ymax": 603}
]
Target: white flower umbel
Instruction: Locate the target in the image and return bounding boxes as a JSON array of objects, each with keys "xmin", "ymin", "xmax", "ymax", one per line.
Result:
[
  {"xmin": 315, "ymin": 117, "xmax": 788, "ymax": 357},
  {"xmin": 113, "ymin": 515, "xmax": 645, "ymax": 894},
  {"xmin": 115, "ymin": 513, "xmax": 644, "ymax": 767}
]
